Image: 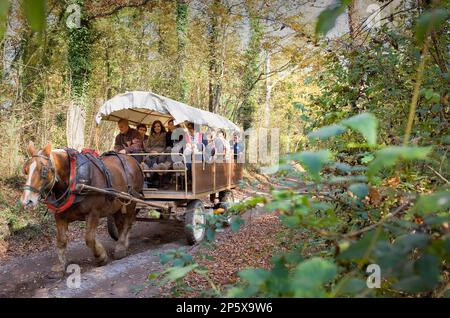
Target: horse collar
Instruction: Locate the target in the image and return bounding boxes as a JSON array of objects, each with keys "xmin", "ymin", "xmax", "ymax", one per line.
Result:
[{"xmin": 45, "ymin": 148, "xmax": 78, "ymax": 214}]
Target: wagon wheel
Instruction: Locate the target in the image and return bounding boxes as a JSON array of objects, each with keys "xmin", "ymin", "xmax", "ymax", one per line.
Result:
[
  {"xmin": 107, "ymin": 215, "xmax": 119, "ymax": 241},
  {"xmin": 184, "ymin": 200, "xmax": 206, "ymax": 245},
  {"xmin": 218, "ymin": 190, "xmax": 235, "ymax": 227}
]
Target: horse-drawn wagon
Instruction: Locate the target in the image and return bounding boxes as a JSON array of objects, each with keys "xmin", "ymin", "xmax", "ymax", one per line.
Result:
[
  {"xmin": 21, "ymin": 91, "xmax": 243, "ymax": 272},
  {"xmin": 95, "ymin": 91, "xmax": 244, "ymax": 245}
]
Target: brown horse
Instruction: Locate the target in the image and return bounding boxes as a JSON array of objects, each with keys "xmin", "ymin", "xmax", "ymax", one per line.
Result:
[{"xmin": 21, "ymin": 142, "xmax": 143, "ymax": 275}]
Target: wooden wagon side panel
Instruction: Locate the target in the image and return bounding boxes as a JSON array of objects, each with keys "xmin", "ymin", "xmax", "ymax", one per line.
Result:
[
  {"xmin": 215, "ymin": 161, "xmax": 231, "ymax": 189},
  {"xmin": 193, "ymin": 162, "xmax": 215, "ymax": 194}
]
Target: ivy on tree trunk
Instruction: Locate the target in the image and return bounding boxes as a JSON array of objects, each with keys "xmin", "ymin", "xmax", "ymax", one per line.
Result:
[
  {"xmin": 176, "ymin": 0, "xmax": 189, "ymax": 102},
  {"xmin": 238, "ymin": 5, "xmax": 263, "ymax": 131}
]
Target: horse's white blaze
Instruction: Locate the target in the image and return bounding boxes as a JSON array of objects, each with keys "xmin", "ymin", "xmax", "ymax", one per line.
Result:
[{"xmin": 22, "ymin": 161, "xmax": 38, "ymax": 205}]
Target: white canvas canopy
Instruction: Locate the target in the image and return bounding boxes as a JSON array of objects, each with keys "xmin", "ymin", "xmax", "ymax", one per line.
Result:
[{"xmin": 95, "ymin": 91, "xmax": 240, "ymax": 131}]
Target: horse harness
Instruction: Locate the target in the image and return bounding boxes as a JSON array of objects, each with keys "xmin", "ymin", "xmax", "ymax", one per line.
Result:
[{"xmin": 23, "ymin": 148, "xmax": 141, "ymax": 214}]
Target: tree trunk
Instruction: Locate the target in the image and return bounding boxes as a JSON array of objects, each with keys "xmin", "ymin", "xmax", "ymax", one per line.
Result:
[
  {"xmin": 176, "ymin": 0, "xmax": 189, "ymax": 102},
  {"xmin": 238, "ymin": 3, "xmax": 263, "ymax": 131},
  {"xmin": 347, "ymin": 0, "xmax": 357, "ymax": 41},
  {"xmin": 66, "ymin": 0, "xmax": 92, "ymax": 149},
  {"xmin": 208, "ymin": 0, "xmax": 221, "ymax": 113},
  {"xmin": 264, "ymin": 50, "xmax": 271, "ymax": 128},
  {"xmin": 1, "ymin": 0, "xmax": 23, "ymax": 109},
  {"xmin": 347, "ymin": 0, "xmax": 362, "ymax": 112},
  {"xmin": 66, "ymin": 101, "xmax": 85, "ymax": 151}
]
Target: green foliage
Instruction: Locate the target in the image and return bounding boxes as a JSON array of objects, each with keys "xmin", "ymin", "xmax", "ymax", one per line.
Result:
[
  {"xmin": 309, "ymin": 10, "xmax": 449, "ymax": 147},
  {"xmin": 289, "ymin": 150, "xmax": 332, "ymax": 182},
  {"xmin": 0, "ymin": 0, "xmax": 9, "ymax": 40},
  {"xmin": 341, "ymin": 113, "xmax": 378, "ymax": 146},
  {"xmin": 238, "ymin": 5, "xmax": 263, "ymax": 130},
  {"xmin": 67, "ymin": 0, "xmax": 92, "ymax": 100},
  {"xmin": 228, "ymin": 196, "xmax": 267, "ymax": 215},
  {"xmin": 227, "ymin": 111, "xmax": 449, "ymax": 297},
  {"xmin": 308, "ymin": 124, "xmax": 346, "ymax": 141},
  {"xmin": 415, "ymin": 8, "xmax": 450, "ymax": 45},
  {"xmin": 368, "ymin": 146, "xmax": 432, "ymax": 180},
  {"xmin": 158, "ymin": 247, "xmax": 194, "ymax": 267},
  {"xmin": 308, "ymin": 112, "xmax": 378, "ymax": 146},
  {"xmin": 293, "ymin": 258, "xmax": 337, "ymax": 297},
  {"xmin": 22, "ymin": 0, "xmax": 46, "ymax": 32},
  {"xmin": 411, "ymin": 191, "xmax": 450, "ymax": 216},
  {"xmin": 163, "ymin": 264, "xmax": 198, "ymax": 283},
  {"xmin": 338, "ymin": 229, "xmax": 389, "ymax": 263},
  {"xmin": 175, "ymin": 0, "xmax": 189, "ymax": 101},
  {"xmin": 315, "ymin": 0, "xmax": 351, "ymax": 37},
  {"xmin": 348, "ymin": 183, "xmax": 369, "ymax": 200}
]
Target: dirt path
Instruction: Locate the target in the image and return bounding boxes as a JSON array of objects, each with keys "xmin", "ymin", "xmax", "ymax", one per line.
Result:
[
  {"xmin": 0, "ymin": 189, "xmax": 268, "ymax": 298},
  {"xmin": 0, "ymin": 220, "xmax": 186, "ymax": 298}
]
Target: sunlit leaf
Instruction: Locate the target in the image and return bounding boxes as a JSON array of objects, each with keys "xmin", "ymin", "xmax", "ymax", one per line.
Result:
[
  {"xmin": 231, "ymin": 215, "xmax": 244, "ymax": 232},
  {"xmin": 341, "ymin": 113, "xmax": 378, "ymax": 146},
  {"xmin": 334, "ymin": 277, "xmax": 367, "ymax": 296},
  {"xmin": 338, "ymin": 229, "xmax": 389, "ymax": 262},
  {"xmin": 238, "ymin": 268, "xmax": 271, "ymax": 286},
  {"xmin": 165, "ymin": 264, "xmax": 198, "ymax": 282},
  {"xmin": 308, "ymin": 124, "xmax": 347, "ymax": 141},
  {"xmin": 368, "ymin": 146, "xmax": 432, "ymax": 179},
  {"xmin": 291, "ymin": 150, "xmax": 332, "ymax": 182},
  {"xmin": 361, "ymin": 153, "xmax": 375, "ymax": 164},
  {"xmin": 315, "ymin": 0, "xmax": 351, "ymax": 36},
  {"xmin": 292, "ymin": 258, "xmax": 337, "ymax": 297},
  {"xmin": 348, "ymin": 183, "xmax": 369, "ymax": 200}
]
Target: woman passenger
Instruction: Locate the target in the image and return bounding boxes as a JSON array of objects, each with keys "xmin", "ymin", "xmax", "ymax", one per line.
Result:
[{"xmin": 144, "ymin": 120, "xmax": 167, "ymax": 168}]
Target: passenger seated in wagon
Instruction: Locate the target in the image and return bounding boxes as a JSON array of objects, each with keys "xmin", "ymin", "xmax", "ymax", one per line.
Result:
[
  {"xmin": 143, "ymin": 120, "xmax": 167, "ymax": 168},
  {"xmin": 185, "ymin": 122, "xmax": 208, "ymax": 163},
  {"xmin": 143, "ymin": 123, "xmax": 187, "ymax": 189},
  {"xmin": 114, "ymin": 119, "xmax": 144, "ymax": 155},
  {"xmin": 136, "ymin": 123, "xmax": 149, "ymax": 142},
  {"xmin": 204, "ymin": 128, "xmax": 216, "ymax": 163},
  {"xmin": 214, "ymin": 129, "xmax": 231, "ymax": 163}
]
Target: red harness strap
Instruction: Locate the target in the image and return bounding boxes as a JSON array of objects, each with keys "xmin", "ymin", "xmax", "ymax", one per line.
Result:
[
  {"xmin": 81, "ymin": 148, "xmax": 99, "ymax": 157},
  {"xmin": 45, "ymin": 149, "xmax": 78, "ymax": 213}
]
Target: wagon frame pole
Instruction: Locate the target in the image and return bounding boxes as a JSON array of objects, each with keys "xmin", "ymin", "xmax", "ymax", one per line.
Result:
[{"xmin": 75, "ymin": 184, "xmax": 169, "ymax": 210}]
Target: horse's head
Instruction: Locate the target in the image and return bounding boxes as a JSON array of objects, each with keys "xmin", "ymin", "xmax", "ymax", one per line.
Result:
[{"xmin": 21, "ymin": 142, "xmax": 56, "ymax": 210}]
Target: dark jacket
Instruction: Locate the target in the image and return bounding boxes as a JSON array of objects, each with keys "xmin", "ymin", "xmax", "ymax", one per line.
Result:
[
  {"xmin": 114, "ymin": 128, "xmax": 143, "ymax": 153},
  {"xmin": 166, "ymin": 131, "xmax": 173, "ymax": 148}
]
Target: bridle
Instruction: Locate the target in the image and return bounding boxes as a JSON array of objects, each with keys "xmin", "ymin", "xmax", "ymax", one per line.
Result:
[{"xmin": 23, "ymin": 154, "xmax": 58, "ymax": 200}]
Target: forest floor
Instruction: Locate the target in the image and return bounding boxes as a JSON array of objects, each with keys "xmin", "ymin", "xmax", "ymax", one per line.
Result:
[{"xmin": 0, "ymin": 169, "xmax": 298, "ymax": 297}]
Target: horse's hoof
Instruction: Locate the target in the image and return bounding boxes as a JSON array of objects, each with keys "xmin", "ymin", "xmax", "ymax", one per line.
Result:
[
  {"xmin": 96, "ymin": 253, "xmax": 109, "ymax": 266},
  {"xmin": 113, "ymin": 248, "xmax": 127, "ymax": 260},
  {"xmin": 48, "ymin": 265, "xmax": 65, "ymax": 279}
]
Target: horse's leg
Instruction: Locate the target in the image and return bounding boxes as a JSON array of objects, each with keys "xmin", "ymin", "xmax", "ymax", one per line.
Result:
[
  {"xmin": 114, "ymin": 204, "xmax": 135, "ymax": 260},
  {"xmin": 122, "ymin": 204, "xmax": 137, "ymax": 251},
  {"xmin": 51, "ymin": 216, "xmax": 68, "ymax": 275},
  {"xmin": 85, "ymin": 214, "xmax": 108, "ymax": 266}
]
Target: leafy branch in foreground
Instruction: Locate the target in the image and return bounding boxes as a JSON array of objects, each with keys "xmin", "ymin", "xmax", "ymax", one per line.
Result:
[{"xmin": 227, "ymin": 112, "xmax": 449, "ymax": 297}]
